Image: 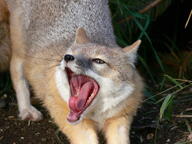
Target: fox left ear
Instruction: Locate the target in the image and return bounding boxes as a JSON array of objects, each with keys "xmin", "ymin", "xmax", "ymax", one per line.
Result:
[
  {"xmin": 75, "ymin": 27, "xmax": 90, "ymax": 44},
  {"xmin": 123, "ymin": 40, "xmax": 141, "ymax": 64}
]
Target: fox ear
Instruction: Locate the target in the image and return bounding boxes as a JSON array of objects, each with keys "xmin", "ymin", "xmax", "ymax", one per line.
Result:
[
  {"xmin": 75, "ymin": 27, "xmax": 90, "ymax": 44},
  {"xmin": 123, "ymin": 40, "xmax": 141, "ymax": 64}
]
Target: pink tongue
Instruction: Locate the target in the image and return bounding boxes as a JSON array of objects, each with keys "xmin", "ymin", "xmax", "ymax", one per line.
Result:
[
  {"xmin": 67, "ymin": 75, "xmax": 98, "ymax": 122},
  {"xmin": 69, "ymin": 82, "xmax": 94, "ymax": 112}
]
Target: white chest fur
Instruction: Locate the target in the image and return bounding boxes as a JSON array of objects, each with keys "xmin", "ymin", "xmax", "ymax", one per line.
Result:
[
  {"xmin": 55, "ymin": 61, "xmax": 70, "ymax": 102},
  {"xmin": 86, "ymin": 70, "xmax": 134, "ymax": 124}
]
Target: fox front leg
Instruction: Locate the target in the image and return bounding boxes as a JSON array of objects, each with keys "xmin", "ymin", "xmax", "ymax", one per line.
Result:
[
  {"xmin": 44, "ymin": 96, "xmax": 98, "ymax": 144},
  {"xmin": 104, "ymin": 117, "xmax": 132, "ymax": 144},
  {"xmin": 10, "ymin": 56, "xmax": 42, "ymax": 121},
  {"xmin": 64, "ymin": 122, "xmax": 98, "ymax": 144}
]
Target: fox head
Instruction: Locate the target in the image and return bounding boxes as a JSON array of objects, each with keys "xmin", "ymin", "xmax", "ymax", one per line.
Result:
[{"xmin": 55, "ymin": 28, "xmax": 141, "ymax": 123}]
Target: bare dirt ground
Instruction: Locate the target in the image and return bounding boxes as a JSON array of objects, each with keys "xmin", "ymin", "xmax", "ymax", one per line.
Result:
[
  {"xmin": 0, "ymin": 97, "xmax": 69, "ymax": 144},
  {"xmin": 0, "ymin": 90, "xmax": 191, "ymax": 144}
]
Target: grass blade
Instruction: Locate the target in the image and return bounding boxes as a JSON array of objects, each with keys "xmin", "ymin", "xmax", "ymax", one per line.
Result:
[{"xmin": 159, "ymin": 94, "xmax": 174, "ymax": 120}]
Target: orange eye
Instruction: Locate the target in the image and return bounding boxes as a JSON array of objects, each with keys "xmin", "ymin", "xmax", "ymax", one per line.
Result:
[{"xmin": 92, "ymin": 58, "xmax": 106, "ymax": 64}]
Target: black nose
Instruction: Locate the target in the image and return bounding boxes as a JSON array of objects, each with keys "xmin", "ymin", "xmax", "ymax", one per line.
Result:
[{"xmin": 64, "ymin": 54, "xmax": 75, "ymax": 62}]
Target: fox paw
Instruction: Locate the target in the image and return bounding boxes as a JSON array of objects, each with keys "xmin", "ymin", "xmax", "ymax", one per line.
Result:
[{"xmin": 19, "ymin": 106, "xmax": 43, "ymax": 121}]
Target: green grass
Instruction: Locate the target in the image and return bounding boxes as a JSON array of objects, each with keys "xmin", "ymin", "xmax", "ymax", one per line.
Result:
[{"xmin": 109, "ymin": 0, "xmax": 192, "ymax": 143}]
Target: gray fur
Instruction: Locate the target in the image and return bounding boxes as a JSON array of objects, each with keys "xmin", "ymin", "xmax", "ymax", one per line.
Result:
[
  {"xmin": 75, "ymin": 55, "xmax": 92, "ymax": 70},
  {"xmin": 6, "ymin": 0, "xmax": 117, "ymax": 54}
]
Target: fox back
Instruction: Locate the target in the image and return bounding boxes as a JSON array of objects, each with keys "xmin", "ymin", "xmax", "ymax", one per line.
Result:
[{"xmin": 6, "ymin": 0, "xmax": 116, "ymax": 52}]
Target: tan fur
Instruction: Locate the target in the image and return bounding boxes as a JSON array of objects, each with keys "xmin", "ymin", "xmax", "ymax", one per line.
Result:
[
  {"xmin": 3, "ymin": 1, "xmax": 144, "ymax": 143},
  {"xmin": 22, "ymin": 39, "xmax": 143, "ymax": 143},
  {"xmin": 8, "ymin": 6, "xmax": 43, "ymax": 120},
  {"xmin": 75, "ymin": 28, "xmax": 90, "ymax": 44},
  {"xmin": 103, "ymin": 70, "xmax": 143, "ymax": 144},
  {"xmin": 0, "ymin": 0, "xmax": 9, "ymax": 22},
  {"xmin": 104, "ymin": 117, "xmax": 131, "ymax": 144},
  {"xmin": 46, "ymin": 76, "xmax": 98, "ymax": 144},
  {"xmin": 23, "ymin": 50, "xmax": 99, "ymax": 143},
  {"xmin": 123, "ymin": 40, "xmax": 141, "ymax": 53}
]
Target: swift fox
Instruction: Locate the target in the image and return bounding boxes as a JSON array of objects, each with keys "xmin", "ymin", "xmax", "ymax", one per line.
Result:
[{"xmin": 0, "ymin": 0, "xmax": 143, "ymax": 143}]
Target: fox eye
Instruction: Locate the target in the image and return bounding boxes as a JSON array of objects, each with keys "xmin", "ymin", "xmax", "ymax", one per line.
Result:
[{"xmin": 92, "ymin": 58, "xmax": 106, "ymax": 64}]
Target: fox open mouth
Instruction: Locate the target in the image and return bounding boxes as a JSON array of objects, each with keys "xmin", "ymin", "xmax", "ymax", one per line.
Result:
[{"xmin": 65, "ymin": 67, "xmax": 99, "ymax": 123}]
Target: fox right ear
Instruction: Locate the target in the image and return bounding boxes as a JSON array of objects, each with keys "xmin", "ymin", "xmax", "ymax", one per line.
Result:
[
  {"xmin": 123, "ymin": 40, "xmax": 141, "ymax": 64},
  {"xmin": 75, "ymin": 28, "xmax": 90, "ymax": 44}
]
